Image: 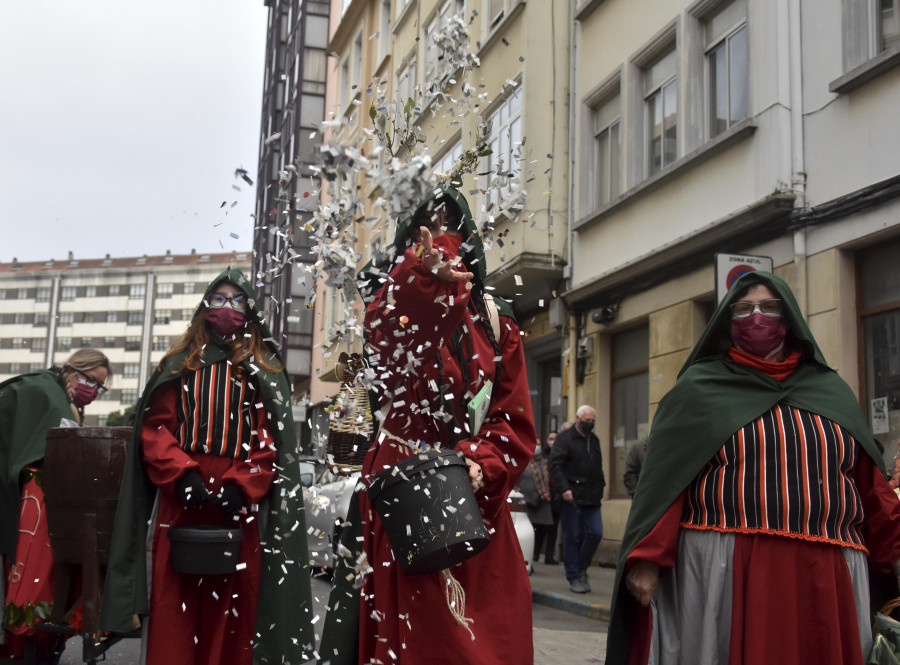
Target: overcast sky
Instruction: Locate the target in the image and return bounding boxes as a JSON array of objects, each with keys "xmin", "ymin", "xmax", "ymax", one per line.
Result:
[{"xmin": 0, "ymin": 1, "xmax": 269, "ymax": 264}]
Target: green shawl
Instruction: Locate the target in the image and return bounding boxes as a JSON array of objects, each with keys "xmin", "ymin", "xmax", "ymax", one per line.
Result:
[
  {"xmin": 99, "ymin": 267, "xmax": 314, "ymax": 664},
  {"xmin": 605, "ymin": 271, "xmax": 886, "ymax": 665},
  {"xmin": 0, "ymin": 369, "xmax": 74, "ymax": 556}
]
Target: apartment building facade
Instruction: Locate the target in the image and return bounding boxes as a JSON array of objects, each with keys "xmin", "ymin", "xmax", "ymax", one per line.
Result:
[
  {"xmin": 301, "ymin": 0, "xmax": 572, "ymax": 454},
  {"xmin": 253, "ymin": 0, "xmax": 331, "ymax": 446},
  {"xmin": 0, "ymin": 251, "xmax": 250, "ymax": 426},
  {"xmin": 568, "ymin": 0, "xmax": 900, "ymax": 560}
]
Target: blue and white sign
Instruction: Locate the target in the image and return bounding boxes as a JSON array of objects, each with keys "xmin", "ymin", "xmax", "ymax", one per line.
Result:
[{"xmin": 715, "ymin": 253, "xmax": 774, "ymax": 303}]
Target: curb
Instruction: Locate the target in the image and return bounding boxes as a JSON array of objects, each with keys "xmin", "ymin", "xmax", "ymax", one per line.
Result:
[{"xmin": 531, "ymin": 588, "xmax": 611, "ymax": 622}]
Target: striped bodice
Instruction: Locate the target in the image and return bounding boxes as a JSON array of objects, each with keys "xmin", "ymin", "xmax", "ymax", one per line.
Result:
[
  {"xmin": 682, "ymin": 404, "xmax": 866, "ymax": 550},
  {"xmin": 175, "ymin": 362, "xmax": 260, "ymax": 460}
]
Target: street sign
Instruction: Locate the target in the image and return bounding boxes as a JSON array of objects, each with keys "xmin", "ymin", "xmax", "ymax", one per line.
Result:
[{"xmin": 715, "ymin": 253, "xmax": 773, "ymax": 303}]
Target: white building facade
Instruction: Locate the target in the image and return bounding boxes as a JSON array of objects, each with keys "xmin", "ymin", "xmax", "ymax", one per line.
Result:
[{"xmin": 0, "ymin": 251, "xmax": 251, "ymax": 425}]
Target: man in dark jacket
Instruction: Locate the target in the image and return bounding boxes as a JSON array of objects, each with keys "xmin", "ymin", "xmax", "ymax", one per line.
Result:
[{"xmin": 550, "ymin": 404, "xmax": 605, "ymax": 593}]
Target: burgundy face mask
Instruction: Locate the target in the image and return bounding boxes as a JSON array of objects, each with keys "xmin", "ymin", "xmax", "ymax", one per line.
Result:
[
  {"xmin": 73, "ymin": 382, "xmax": 99, "ymax": 407},
  {"xmin": 731, "ymin": 313, "xmax": 787, "ymax": 359},
  {"xmin": 206, "ymin": 307, "xmax": 247, "ymax": 336}
]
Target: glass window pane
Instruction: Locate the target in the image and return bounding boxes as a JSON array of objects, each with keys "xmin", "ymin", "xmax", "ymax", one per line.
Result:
[
  {"xmin": 509, "ymin": 116, "xmax": 521, "ymax": 161},
  {"xmin": 663, "ymin": 80, "xmax": 677, "ymax": 167},
  {"xmin": 728, "ymin": 27, "xmax": 748, "ymax": 125},
  {"xmin": 706, "ymin": 0, "xmax": 747, "ymax": 44},
  {"xmin": 303, "ymin": 49, "xmax": 326, "ymax": 82},
  {"xmin": 299, "ymin": 94, "xmax": 325, "ymax": 129},
  {"xmin": 709, "ymin": 42, "xmax": 728, "ymax": 137},
  {"xmin": 864, "ymin": 310, "xmax": 900, "ymax": 466},
  {"xmin": 613, "ymin": 326, "xmax": 649, "ymax": 374},
  {"xmin": 594, "ymin": 94, "xmax": 621, "ymax": 134},
  {"xmin": 861, "ymin": 239, "xmax": 900, "ymax": 309},
  {"xmin": 881, "ymin": 0, "xmax": 900, "ymax": 51},
  {"xmin": 610, "ymin": 122, "xmax": 622, "ymax": 198},
  {"xmin": 648, "ymin": 91, "xmax": 663, "ymax": 174},
  {"xmin": 597, "ymin": 130, "xmax": 610, "ymax": 205},
  {"xmin": 306, "ymin": 15, "xmax": 330, "ymax": 49},
  {"xmin": 644, "ymin": 48, "xmax": 677, "ymax": 94}
]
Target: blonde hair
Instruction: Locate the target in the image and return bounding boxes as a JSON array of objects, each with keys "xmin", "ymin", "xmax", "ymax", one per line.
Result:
[{"xmin": 64, "ymin": 348, "xmax": 112, "ymax": 377}]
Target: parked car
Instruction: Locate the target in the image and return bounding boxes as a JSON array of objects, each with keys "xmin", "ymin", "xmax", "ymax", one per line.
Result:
[{"xmin": 302, "ymin": 458, "xmax": 536, "ymax": 571}]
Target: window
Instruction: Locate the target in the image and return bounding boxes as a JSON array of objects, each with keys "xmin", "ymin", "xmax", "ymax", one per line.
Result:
[
  {"xmin": 183, "ymin": 282, "xmax": 196, "ymax": 295},
  {"xmin": 706, "ymin": 0, "xmax": 748, "ymax": 138},
  {"xmin": 434, "ymin": 140, "xmax": 463, "ymax": 178},
  {"xmin": 125, "ymin": 336, "xmax": 142, "ymax": 351},
  {"xmin": 591, "ymin": 92, "xmax": 623, "ymax": 209},
  {"xmin": 396, "ymin": 52, "xmax": 418, "ymax": 105},
  {"xmin": 610, "ymin": 327, "xmax": 649, "ymax": 498},
  {"xmin": 880, "ymin": 0, "xmax": 900, "ymax": 52},
  {"xmin": 36, "ymin": 287, "xmax": 51, "ymax": 302},
  {"xmin": 34, "ymin": 312, "xmax": 49, "ymax": 327},
  {"xmin": 157, "ymin": 283, "xmax": 174, "ymax": 298},
  {"xmin": 152, "ymin": 335, "xmax": 172, "ymax": 351},
  {"xmin": 644, "ymin": 46, "xmax": 678, "ymax": 176},
  {"xmin": 121, "ymin": 389, "xmax": 139, "ymax": 404},
  {"xmin": 155, "ymin": 309, "xmax": 172, "ymax": 325},
  {"xmin": 32, "ymin": 338, "xmax": 47, "ymax": 353},
  {"xmin": 109, "ymin": 285, "xmax": 121, "ymax": 296},
  {"xmin": 123, "ymin": 363, "xmax": 140, "ymax": 378},
  {"xmin": 14, "ymin": 313, "xmax": 27, "ymax": 325},
  {"xmin": 339, "ymin": 55, "xmax": 350, "ymax": 109},
  {"xmin": 396, "ymin": 0, "xmax": 411, "ymax": 19},
  {"xmin": 129, "ymin": 283, "xmax": 146, "ymax": 299},
  {"xmin": 59, "ymin": 312, "xmax": 74, "ymax": 327},
  {"xmin": 425, "ymin": 1, "xmax": 466, "ymax": 87},
  {"xmin": 106, "ymin": 311, "xmax": 119, "ymax": 323},
  {"xmin": 17, "ymin": 288, "xmax": 28, "ymax": 299},
  {"xmin": 859, "ymin": 239, "xmax": 900, "ymax": 459},
  {"xmin": 352, "ymin": 30, "xmax": 363, "ymax": 92},
  {"xmin": 29, "ymin": 363, "xmax": 43, "ymax": 373},
  {"xmin": 302, "ymin": 48, "xmax": 326, "ymax": 94},
  {"xmin": 9, "ymin": 363, "xmax": 23, "ymax": 375},
  {"xmin": 12, "ymin": 337, "xmax": 26, "ymax": 349},
  {"xmin": 127, "ymin": 311, "xmax": 144, "ymax": 326},
  {"xmin": 57, "ymin": 337, "xmax": 72, "ymax": 351},
  {"xmin": 378, "ymin": 0, "xmax": 392, "ymax": 63},
  {"xmin": 104, "ymin": 337, "xmax": 117, "ymax": 348},
  {"xmin": 60, "ymin": 286, "xmax": 76, "ymax": 301},
  {"xmin": 180, "ymin": 309, "xmax": 194, "ymax": 321},
  {"xmin": 86, "ymin": 286, "xmax": 97, "ymax": 297},
  {"xmin": 80, "ymin": 337, "xmax": 93, "ymax": 348},
  {"xmin": 0, "ymin": 289, "xmax": 5, "ymax": 299},
  {"xmin": 486, "ymin": 87, "xmax": 523, "ymax": 204}
]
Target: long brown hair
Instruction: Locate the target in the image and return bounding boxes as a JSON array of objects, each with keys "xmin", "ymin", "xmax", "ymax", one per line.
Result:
[{"xmin": 159, "ymin": 308, "xmax": 282, "ymax": 377}]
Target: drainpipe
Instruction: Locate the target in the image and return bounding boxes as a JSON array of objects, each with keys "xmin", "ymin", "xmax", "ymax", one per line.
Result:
[
  {"xmin": 567, "ymin": 0, "xmax": 578, "ymax": 289},
  {"xmin": 788, "ymin": 0, "xmax": 807, "ymax": 315}
]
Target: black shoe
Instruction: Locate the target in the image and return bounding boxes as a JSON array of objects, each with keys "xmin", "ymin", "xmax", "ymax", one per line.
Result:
[{"xmin": 545, "ymin": 557, "xmax": 558, "ymax": 565}]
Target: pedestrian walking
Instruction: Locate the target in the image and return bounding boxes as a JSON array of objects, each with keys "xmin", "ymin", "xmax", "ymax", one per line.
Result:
[{"xmin": 550, "ymin": 405, "xmax": 605, "ymax": 593}]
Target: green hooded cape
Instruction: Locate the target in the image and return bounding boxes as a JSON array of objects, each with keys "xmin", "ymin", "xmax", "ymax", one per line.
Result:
[
  {"xmin": 0, "ymin": 369, "xmax": 74, "ymax": 556},
  {"xmin": 99, "ymin": 267, "xmax": 314, "ymax": 664},
  {"xmin": 605, "ymin": 271, "xmax": 886, "ymax": 665}
]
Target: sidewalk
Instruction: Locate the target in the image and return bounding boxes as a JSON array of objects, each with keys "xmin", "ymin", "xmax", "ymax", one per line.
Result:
[{"xmin": 529, "ymin": 559, "xmax": 616, "ymax": 622}]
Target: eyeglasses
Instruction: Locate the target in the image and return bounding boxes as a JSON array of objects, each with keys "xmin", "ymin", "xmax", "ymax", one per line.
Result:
[
  {"xmin": 730, "ymin": 299, "xmax": 783, "ymax": 318},
  {"xmin": 207, "ymin": 293, "xmax": 248, "ymax": 310},
  {"xmin": 74, "ymin": 368, "xmax": 108, "ymax": 394}
]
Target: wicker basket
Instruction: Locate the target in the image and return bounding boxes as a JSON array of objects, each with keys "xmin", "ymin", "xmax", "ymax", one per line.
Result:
[{"xmin": 326, "ymin": 354, "xmax": 373, "ymax": 474}]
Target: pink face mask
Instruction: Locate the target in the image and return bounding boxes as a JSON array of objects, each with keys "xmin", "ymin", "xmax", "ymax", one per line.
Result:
[
  {"xmin": 731, "ymin": 313, "xmax": 787, "ymax": 359},
  {"xmin": 73, "ymin": 382, "xmax": 99, "ymax": 407},
  {"xmin": 207, "ymin": 307, "xmax": 247, "ymax": 336}
]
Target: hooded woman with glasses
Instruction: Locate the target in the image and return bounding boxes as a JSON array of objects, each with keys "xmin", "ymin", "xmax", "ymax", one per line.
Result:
[
  {"xmin": 0, "ymin": 348, "xmax": 110, "ymax": 659},
  {"xmin": 100, "ymin": 268, "xmax": 314, "ymax": 665},
  {"xmin": 607, "ymin": 271, "xmax": 900, "ymax": 665}
]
